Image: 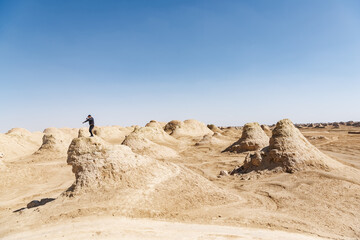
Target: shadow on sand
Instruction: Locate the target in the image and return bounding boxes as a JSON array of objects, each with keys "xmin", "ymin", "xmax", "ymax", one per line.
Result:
[{"xmin": 13, "ymin": 198, "xmax": 55, "ymax": 213}]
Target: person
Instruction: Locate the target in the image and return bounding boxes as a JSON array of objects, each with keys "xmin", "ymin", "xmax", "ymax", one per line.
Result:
[{"xmin": 83, "ymin": 115, "xmax": 95, "ymax": 137}]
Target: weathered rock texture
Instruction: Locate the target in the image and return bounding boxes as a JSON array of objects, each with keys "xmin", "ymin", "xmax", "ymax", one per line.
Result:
[
  {"xmin": 36, "ymin": 128, "xmax": 77, "ymax": 154},
  {"xmin": 232, "ymin": 119, "xmax": 343, "ymax": 174},
  {"xmin": 122, "ymin": 126, "xmax": 180, "ymax": 159},
  {"xmin": 164, "ymin": 119, "xmax": 213, "ymax": 137},
  {"xmin": 65, "ymin": 136, "xmax": 236, "ymax": 212},
  {"xmin": 223, "ymin": 122, "xmax": 269, "ymax": 153}
]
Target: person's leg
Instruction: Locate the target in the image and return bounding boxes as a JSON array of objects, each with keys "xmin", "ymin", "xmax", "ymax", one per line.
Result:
[{"xmin": 89, "ymin": 125, "xmax": 94, "ymax": 137}]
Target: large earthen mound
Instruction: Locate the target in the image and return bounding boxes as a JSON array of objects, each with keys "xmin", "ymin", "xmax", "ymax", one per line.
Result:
[
  {"xmin": 223, "ymin": 122, "xmax": 269, "ymax": 153},
  {"xmin": 164, "ymin": 119, "xmax": 213, "ymax": 138},
  {"xmin": 65, "ymin": 136, "xmax": 236, "ymax": 212},
  {"xmin": 233, "ymin": 119, "xmax": 343, "ymax": 173}
]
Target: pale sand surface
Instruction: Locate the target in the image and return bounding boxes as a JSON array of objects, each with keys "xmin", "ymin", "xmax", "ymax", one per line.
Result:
[
  {"xmin": 2, "ymin": 216, "xmax": 326, "ymax": 240},
  {"xmin": 1, "ymin": 122, "xmax": 359, "ymax": 240}
]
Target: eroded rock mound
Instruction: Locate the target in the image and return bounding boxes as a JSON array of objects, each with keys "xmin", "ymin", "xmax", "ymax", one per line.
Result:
[
  {"xmin": 195, "ymin": 133, "xmax": 229, "ymax": 146},
  {"xmin": 223, "ymin": 122, "xmax": 269, "ymax": 153},
  {"xmin": 65, "ymin": 136, "xmax": 236, "ymax": 212},
  {"xmin": 92, "ymin": 126, "xmax": 133, "ymax": 144},
  {"xmin": 6, "ymin": 128, "xmax": 32, "ymax": 137},
  {"xmin": 122, "ymin": 126, "xmax": 180, "ymax": 159},
  {"xmin": 36, "ymin": 128, "xmax": 77, "ymax": 154},
  {"xmin": 164, "ymin": 119, "xmax": 213, "ymax": 138},
  {"xmin": 207, "ymin": 124, "xmax": 222, "ymax": 133},
  {"xmin": 145, "ymin": 120, "xmax": 167, "ymax": 129},
  {"xmin": 0, "ymin": 128, "xmax": 43, "ymax": 159},
  {"xmin": 233, "ymin": 119, "xmax": 343, "ymax": 174}
]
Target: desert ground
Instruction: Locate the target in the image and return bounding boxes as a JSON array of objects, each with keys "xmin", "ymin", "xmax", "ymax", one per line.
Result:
[{"xmin": 0, "ymin": 119, "xmax": 359, "ymax": 240}]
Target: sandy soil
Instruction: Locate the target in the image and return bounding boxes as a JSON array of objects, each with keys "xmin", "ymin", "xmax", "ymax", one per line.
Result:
[
  {"xmin": 0, "ymin": 123, "xmax": 359, "ymax": 240},
  {"xmin": 1, "ymin": 216, "xmax": 326, "ymax": 240}
]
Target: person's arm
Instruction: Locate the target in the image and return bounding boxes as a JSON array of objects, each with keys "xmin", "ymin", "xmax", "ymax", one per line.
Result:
[{"xmin": 82, "ymin": 118, "xmax": 89, "ymax": 124}]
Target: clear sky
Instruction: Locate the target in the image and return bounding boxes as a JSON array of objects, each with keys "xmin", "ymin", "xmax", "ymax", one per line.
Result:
[{"xmin": 1, "ymin": 0, "xmax": 360, "ymax": 132}]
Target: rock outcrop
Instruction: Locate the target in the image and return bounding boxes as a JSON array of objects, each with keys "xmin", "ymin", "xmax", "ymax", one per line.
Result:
[
  {"xmin": 232, "ymin": 119, "xmax": 343, "ymax": 174},
  {"xmin": 65, "ymin": 136, "xmax": 236, "ymax": 212},
  {"xmin": 35, "ymin": 128, "xmax": 77, "ymax": 155},
  {"xmin": 223, "ymin": 122, "xmax": 269, "ymax": 153}
]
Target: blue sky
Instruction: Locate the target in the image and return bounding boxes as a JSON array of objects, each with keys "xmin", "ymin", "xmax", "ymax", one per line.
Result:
[{"xmin": 1, "ymin": 0, "xmax": 360, "ymax": 132}]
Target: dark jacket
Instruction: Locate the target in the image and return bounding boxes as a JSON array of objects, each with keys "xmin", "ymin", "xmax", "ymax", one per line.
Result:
[{"xmin": 84, "ymin": 117, "xmax": 94, "ymax": 126}]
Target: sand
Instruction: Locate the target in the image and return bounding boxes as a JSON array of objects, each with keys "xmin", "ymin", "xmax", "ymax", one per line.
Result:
[{"xmin": 1, "ymin": 120, "xmax": 360, "ymax": 240}]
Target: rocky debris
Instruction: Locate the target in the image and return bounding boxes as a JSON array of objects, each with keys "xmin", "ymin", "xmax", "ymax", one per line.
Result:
[
  {"xmin": 164, "ymin": 119, "xmax": 213, "ymax": 138},
  {"xmin": 332, "ymin": 122, "xmax": 340, "ymax": 128},
  {"xmin": 0, "ymin": 152, "xmax": 4, "ymax": 158},
  {"xmin": 232, "ymin": 119, "xmax": 342, "ymax": 174},
  {"xmin": 223, "ymin": 122, "xmax": 269, "ymax": 153}
]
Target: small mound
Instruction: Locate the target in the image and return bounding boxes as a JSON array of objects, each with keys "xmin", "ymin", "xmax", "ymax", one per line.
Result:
[
  {"xmin": 207, "ymin": 124, "xmax": 222, "ymax": 133},
  {"xmin": 122, "ymin": 126, "xmax": 179, "ymax": 159},
  {"xmin": 223, "ymin": 122, "xmax": 269, "ymax": 153},
  {"xmin": 65, "ymin": 136, "xmax": 236, "ymax": 212},
  {"xmin": 233, "ymin": 119, "xmax": 343, "ymax": 174},
  {"xmin": 145, "ymin": 120, "xmax": 167, "ymax": 129},
  {"xmin": 0, "ymin": 129, "xmax": 43, "ymax": 159},
  {"xmin": 164, "ymin": 120, "xmax": 182, "ymax": 134},
  {"xmin": 195, "ymin": 133, "xmax": 229, "ymax": 146},
  {"xmin": 164, "ymin": 119, "xmax": 213, "ymax": 138},
  {"xmin": 35, "ymin": 128, "xmax": 77, "ymax": 155},
  {"xmin": 6, "ymin": 128, "xmax": 32, "ymax": 137}
]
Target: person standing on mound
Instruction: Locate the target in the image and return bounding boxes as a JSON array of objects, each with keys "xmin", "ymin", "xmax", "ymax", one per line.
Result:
[{"xmin": 82, "ymin": 115, "xmax": 95, "ymax": 137}]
